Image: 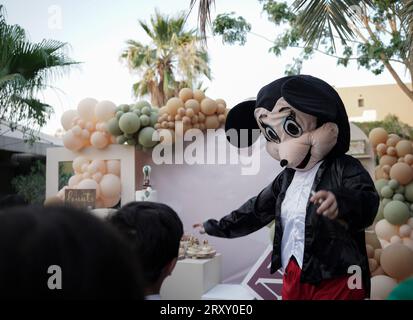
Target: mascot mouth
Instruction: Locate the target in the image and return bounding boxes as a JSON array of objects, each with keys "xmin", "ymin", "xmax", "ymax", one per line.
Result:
[{"xmin": 296, "ymin": 147, "xmax": 312, "ymax": 169}]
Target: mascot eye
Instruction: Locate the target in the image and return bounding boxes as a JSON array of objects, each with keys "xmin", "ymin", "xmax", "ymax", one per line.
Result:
[
  {"xmin": 284, "ymin": 116, "xmax": 303, "ymax": 138},
  {"xmin": 264, "ymin": 126, "xmax": 280, "ymax": 143}
]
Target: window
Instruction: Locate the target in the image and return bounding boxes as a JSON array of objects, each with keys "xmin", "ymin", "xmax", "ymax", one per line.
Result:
[{"xmin": 358, "ymin": 97, "xmax": 364, "ymax": 107}]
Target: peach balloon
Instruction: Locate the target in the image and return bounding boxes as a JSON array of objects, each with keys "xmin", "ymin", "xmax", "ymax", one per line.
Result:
[
  {"xmin": 77, "ymin": 178, "xmax": 101, "ymax": 198},
  {"xmin": 396, "ymin": 140, "xmax": 413, "ymax": 157},
  {"xmin": 90, "ymin": 131, "xmax": 108, "ymax": 149},
  {"xmin": 389, "ymin": 162, "xmax": 413, "ymax": 185},
  {"xmin": 390, "ymin": 235, "xmax": 402, "ymax": 244},
  {"xmin": 87, "ymin": 162, "xmax": 99, "ymax": 174},
  {"xmin": 407, "ymin": 217, "xmax": 413, "ymax": 228},
  {"xmin": 92, "ymin": 172, "xmax": 103, "ymax": 183},
  {"xmin": 399, "ymin": 224, "xmax": 412, "ymax": 237},
  {"xmin": 375, "ymin": 219, "xmax": 399, "ymax": 241},
  {"xmin": 179, "ymin": 88, "xmax": 193, "ymax": 102},
  {"xmin": 85, "ymin": 121, "xmax": 95, "ymax": 132},
  {"xmin": 166, "ymin": 97, "xmax": 184, "ymax": 116},
  {"xmin": 386, "ymin": 135, "xmax": 401, "ymax": 147},
  {"xmin": 61, "ymin": 110, "xmax": 78, "ymax": 131},
  {"xmin": 95, "ymin": 100, "xmax": 116, "ymax": 122},
  {"xmin": 379, "ymin": 155, "xmax": 397, "ymax": 167},
  {"xmin": 369, "ymin": 128, "xmax": 388, "ymax": 146},
  {"xmin": 402, "ymin": 238, "xmax": 413, "ymax": 251},
  {"xmin": 369, "ymin": 258, "xmax": 378, "ymax": 272},
  {"xmin": 205, "ymin": 115, "xmax": 220, "ymax": 129},
  {"xmin": 366, "ymin": 244, "xmax": 374, "ymax": 258},
  {"xmin": 68, "ymin": 174, "xmax": 83, "ymax": 188},
  {"xmin": 44, "ymin": 196, "xmax": 64, "ymax": 207},
  {"xmin": 62, "ymin": 130, "xmax": 85, "ymax": 151},
  {"xmin": 81, "ymin": 129, "xmax": 90, "ymax": 140},
  {"xmin": 106, "ymin": 160, "xmax": 120, "ymax": 176},
  {"xmin": 100, "ymin": 174, "xmax": 121, "ymax": 198},
  {"xmin": 102, "ymin": 195, "xmax": 121, "ymax": 208},
  {"xmin": 200, "ymin": 98, "xmax": 218, "ymax": 115},
  {"xmin": 405, "ymin": 154, "xmax": 413, "ymax": 165},
  {"xmin": 77, "ymin": 97, "xmax": 98, "ymax": 121},
  {"xmin": 380, "ymin": 243, "xmax": 413, "ymax": 280},
  {"xmin": 72, "ymin": 156, "xmax": 89, "ymax": 173},
  {"xmin": 91, "ymin": 160, "xmax": 106, "ymax": 174},
  {"xmin": 215, "ymin": 98, "xmax": 227, "ymax": 107},
  {"xmin": 82, "ymin": 172, "xmax": 91, "ymax": 179},
  {"xmin": 386, "ymin": 146, "xmax": 397, "ymax": 156},
  {"xmin": 193, "ymin": 89, "xmax": 205, "ymax": 102},
  {"xmin": 376, "ymin": 143, "xmax": 387, "ymax": 154},
  {"xmin": 57, "ymin": 186, "xmax": 68, "ymax": 200}
]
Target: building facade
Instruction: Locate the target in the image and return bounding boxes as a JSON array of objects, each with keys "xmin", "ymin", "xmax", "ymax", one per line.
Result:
[{"xmin": 336, "ymin": 83, "xmax": 413, "ymax": 125}]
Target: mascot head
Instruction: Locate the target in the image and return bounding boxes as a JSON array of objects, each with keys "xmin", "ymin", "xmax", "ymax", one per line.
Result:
[{"xmin": 225, "ymin": 75, "xmax": 350, "ymax": 171}]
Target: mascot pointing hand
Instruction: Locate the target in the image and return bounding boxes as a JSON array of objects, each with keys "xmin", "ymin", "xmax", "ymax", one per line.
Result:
[{"xmin": 194, "ymin": 75, "xmax": 379, "ymax": 300}]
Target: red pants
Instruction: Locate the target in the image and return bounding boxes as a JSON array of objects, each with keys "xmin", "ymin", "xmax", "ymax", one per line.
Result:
[{"xmin": 281, "ymin": 258, "xmax": 366, "ymax": 300}]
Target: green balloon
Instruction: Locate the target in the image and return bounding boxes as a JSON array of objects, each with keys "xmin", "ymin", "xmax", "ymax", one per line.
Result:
[
  {"xmin": 107, "ymin": 117, "xmax": 122, "ymax": 136},
  {"xmin": 381, "ymin": 186, "xmax": 394, "ymax": 199},
  {"xmin": 150, "ymin": 112, "xmax": 158, "ymax": 126},
  {"xmin": 118, "ymin": 104, "xmax": 130, "ymax": 112},
  {"xmin": 388, "ymin": 179, "xmax": 399, "ymax": 190},
  {"xmin": 133, "ymin": 109, "xmax": 141, "ymax": 116},
  {"xmin": 135, "ymin": 100, "xmax": 151, "ymax": 110},
  {"xmin": 126, "ymin": 138, "xmax": 136, "ymax": 145},
  {"xmin": 138, "ymin": 127, "xmax": 158, "ymax": 148},
  {"xmin": 375, "ymin": 179, "xmax": 389, "ymax": 194},
  {"xmin": 383, "ymin": 200, "xmax": 410, "ymax": 225},
  {"xmin": 140, "ymin": 114, "xmax": 150, "ymax": 127},
  {"xmin": 119, "ymin": 112, "xmax": 141, "ymax": 134},
  {"xmin": 141, "ymin": 106, "xmax": 151, "ymax": 116},
  {"xmin": 151, "ymin": 107, "xmax": 159, "ymax": 114},
  {"xmin": 395, "ymin": 185, "xmax": 405, "ymax": 194},
  {"xmin": 382, "ymin": 198, "xmax": 391, "ymax": 208},
  {"xmin": 116, "ymin": 135, "xmax": 126, "ymax": 145},
  {"xmin": 116, "ymin": 110, "xmax": 124, "ymax": 120},
  {"xmin": 393, "ymin": 194, "xmax": 405, "ymax": 202},
  {"xmin": 405, "ymin": 182, "xmax": 413, "ymax": 202}
]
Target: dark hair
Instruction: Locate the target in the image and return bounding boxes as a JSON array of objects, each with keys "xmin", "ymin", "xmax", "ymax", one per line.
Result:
[
  {"xmin": 0, "ymin": 205, "xmax": 144, "ymax": 299},
  {"xmin": 108, "ymin": 201, "xmax": 183, "ymax": 286},
  {"xmin": 0, "ymin": 194, "xmax": 27, "ymax": 210}
]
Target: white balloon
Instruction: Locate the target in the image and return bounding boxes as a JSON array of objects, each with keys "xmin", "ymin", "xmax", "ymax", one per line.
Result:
[
  {"xmin": 95, "ymin": 100, "xmax": 116, "ymax": 122},
  {"xmin": 61, "ymin": 110, "xmax": 78, "ymax": 131},
  {"xmin": 77, "ymin": 97, "xmax": 98, "ymax": 121}
]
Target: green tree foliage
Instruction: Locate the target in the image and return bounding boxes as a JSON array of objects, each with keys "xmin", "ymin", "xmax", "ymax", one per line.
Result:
[
  {"xmin": 211, "ymin": 1, "xmax": 413, "ymax": 102},
  {"xmin": 0, "ymin": 5, "xmax": 77, "ymax": 141},
  {"xmin": 212, "ymin": 12, "xmax": 251, "ymax": 45},
  {"xmin": 120, "ymin": 10, "xmax": 211, "ymax": 107},
  {"xmin": 354, "ymin": 114, "xmax": 413, "ymax": 139},
  {"xmin": 11, "ymin": 160, "xmax": 46, "ymax": 205}
]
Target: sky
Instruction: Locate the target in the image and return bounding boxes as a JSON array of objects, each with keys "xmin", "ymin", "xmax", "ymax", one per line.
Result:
[{"xmin": 2, "ymin": 0, "xmax": 410, "ymax": 135}]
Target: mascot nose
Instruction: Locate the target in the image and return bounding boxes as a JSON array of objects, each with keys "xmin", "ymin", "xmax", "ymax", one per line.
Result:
[{"xmin": 280, "ymin": 159, "xmax": 288, "ymax": 167}]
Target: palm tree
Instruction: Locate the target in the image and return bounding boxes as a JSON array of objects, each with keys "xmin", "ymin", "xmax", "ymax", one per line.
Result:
[
  {"xmin": 120, "ymin": 10, "xmax": 211, "ymax": 107},
  {"xmin": 0, "ymin": 5, "xmax": 77, "ymax": 141}
]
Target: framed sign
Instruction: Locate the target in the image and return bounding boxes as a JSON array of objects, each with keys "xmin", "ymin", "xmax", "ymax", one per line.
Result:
[
  {"xmin": 65, "ymin": 188, "xmax": 96, "ymax": 209},
  {"xmin": 242, "ymin": 245, "xmax": 284, "ymax": 300}
]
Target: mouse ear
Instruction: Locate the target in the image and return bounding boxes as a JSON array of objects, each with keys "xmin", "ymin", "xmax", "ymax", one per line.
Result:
[{"xmin": 225, "ymin": 100, "xmax": 260, "ymax": 148}]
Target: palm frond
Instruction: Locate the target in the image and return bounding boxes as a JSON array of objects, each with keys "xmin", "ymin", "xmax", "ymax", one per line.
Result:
[
  {"xmin": 189, "ymin": 0, "xmax": 215, "ymax": 41},
  {"xmin": 293, "ymin": 0, "xmax": 374, "ymax": 47}
]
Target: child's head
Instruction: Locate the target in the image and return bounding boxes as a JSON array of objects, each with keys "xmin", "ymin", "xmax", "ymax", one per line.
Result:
[
  {"xmin": 108, "ymin": 201, "xmax": 183, "ymax": 294},
  {"xmin": 0, "ymin": 205, "xmax": 144, "ymax": 299}
]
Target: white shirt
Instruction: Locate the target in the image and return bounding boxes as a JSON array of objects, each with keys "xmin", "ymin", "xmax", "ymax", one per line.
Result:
[{"xmin": 280, "ymin": 161, "xmax": 323, "ymax": 271}]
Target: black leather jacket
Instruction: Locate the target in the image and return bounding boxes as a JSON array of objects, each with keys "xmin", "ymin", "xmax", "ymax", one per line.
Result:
[{"xmin": 204, "ymin": 154, "xmax": 379, "ymax": 295}]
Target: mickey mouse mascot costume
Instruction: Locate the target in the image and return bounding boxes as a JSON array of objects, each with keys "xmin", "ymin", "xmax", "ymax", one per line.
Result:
[{"xmin": 194, "ymin": 75, "xmax": 379, "ymax": 300}]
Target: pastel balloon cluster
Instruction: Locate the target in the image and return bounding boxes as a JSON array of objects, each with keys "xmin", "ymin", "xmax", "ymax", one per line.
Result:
[
  {"xmin": 106, "ymin": 100, "xmax": 159, "ymax": 150},
  {"xmin": 61, "ymin": 98, "xmax": 117, "ymax": 151},
  {"xmin": 155, "ymin": 88, "xmax": 228, "ymax": 143},
  {"xmin": 57, "ymin": 156, "xmax": 122, "ymax": 208},
  {"xmin": 367, "ymin": 127, "xmax": 413, "ymax": 299}
]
